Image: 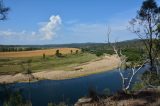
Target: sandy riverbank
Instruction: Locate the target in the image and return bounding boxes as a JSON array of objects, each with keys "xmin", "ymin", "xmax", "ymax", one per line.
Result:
[{"xmin": 0, "ymin": 55, "xmax": 120, "ymax": 84}]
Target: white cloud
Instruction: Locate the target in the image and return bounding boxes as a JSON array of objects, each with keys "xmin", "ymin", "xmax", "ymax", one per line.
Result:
[
  {"xmin": 0, "ymin": 15, "xmax": 62, "ymax": 43},
  {"xmin": 0, "ymin": 11, "xmax": 138, "ymax": 44},
  {"xmin": 40, "ymin": 15, "xmax": 61, "ymax": 40}
]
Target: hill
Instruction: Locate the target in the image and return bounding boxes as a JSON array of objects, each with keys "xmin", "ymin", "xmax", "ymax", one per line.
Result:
[{"xmin": 0, "ymin": 39, "xmax": 144, "ymax": 52}]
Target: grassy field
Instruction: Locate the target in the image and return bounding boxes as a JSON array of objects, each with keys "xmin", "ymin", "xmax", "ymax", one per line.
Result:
[
  {"xmin": 0, "ymin": 51, "xmax": 98, "ymax": 75},
  {"xmin": 0, "ymin": 48, "xmax": 79, "ymax": 58}
]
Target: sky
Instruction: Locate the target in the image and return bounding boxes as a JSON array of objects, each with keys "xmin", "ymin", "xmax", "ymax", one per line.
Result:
[{"xmin": 0, "ymin": 0, "xmax": 160, "ymax": 45}]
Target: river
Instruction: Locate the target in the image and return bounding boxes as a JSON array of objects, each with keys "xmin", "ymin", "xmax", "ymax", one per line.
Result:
[{"xmin": 0, "ymin": 67, "xmax": 147, "ymax": 106}]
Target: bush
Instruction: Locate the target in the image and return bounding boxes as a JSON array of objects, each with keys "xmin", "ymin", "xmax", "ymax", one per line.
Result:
[
  {"xmin": 122, "ymin": 48, "xmax": 144, "ymax": 62},
  {"xmin": 3, "ymin": 92, "xmax": 32, "ymax": 106},
  {"xmin": 142, "ymin": 71, "xmax": 160, "ymax": 86},
  {"xmin": 132, "ymin": 82, "xmax": 144, "ymax": 91},
  {"xmin": 95, "ymin": 51, "xmax": 103, "ymax": 57}
]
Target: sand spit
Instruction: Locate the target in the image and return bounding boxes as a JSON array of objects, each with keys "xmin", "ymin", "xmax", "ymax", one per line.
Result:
[{"xmin": 0, "ymin": 55, "xmax": 120, "ymax": 84}]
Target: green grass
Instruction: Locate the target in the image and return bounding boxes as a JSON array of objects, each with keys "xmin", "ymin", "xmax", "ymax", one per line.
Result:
[{"xmin": 0, "ymin": 53, "xmax": 97, "ymax": 75}]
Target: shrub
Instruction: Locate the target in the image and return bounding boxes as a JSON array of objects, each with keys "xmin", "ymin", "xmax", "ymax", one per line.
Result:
[
  {"xmin": 95, "ymin": 51, "xmax": 103, "ymax": 57},
  {"xmin": 3, "ymin": 92, "xmax": 32, "ymax": 106},
  {"xmin": 132, "ymin": 82, "xmax": 144, "ymax": 91},
  {"xmin": 142, "ymin": 71, "xmax": 160, "ymax": 86},
  {"xmin": 122, "ymin": 48, "xmax": 144, "ymax": 62}
]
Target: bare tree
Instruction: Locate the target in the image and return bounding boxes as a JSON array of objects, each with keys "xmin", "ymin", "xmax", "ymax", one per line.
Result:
[
  {"xmin": 0, "ymin": 0, "xmax": 9, "ymax": 20},
  {"xmin": 128, "ymin": 0, "xmax": 160, "ymax": 73},
  {"xmin": 106, "ymin": 26, "xmax": 148, "ymax": 91}
]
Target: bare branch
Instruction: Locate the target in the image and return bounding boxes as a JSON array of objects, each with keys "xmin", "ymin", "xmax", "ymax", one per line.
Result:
[{"xmin": 107, "ymin": 25, "xmax": 150, "ymax": 91}]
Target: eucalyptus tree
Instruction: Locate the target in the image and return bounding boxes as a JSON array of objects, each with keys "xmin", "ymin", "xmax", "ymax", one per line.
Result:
[
  {"xmin": 106, "ymin": 27, "xmax": 148, "ymax": 91},
  {"xmin": 0, "ymin": 0, "xmax": 9, "ymax": 20},
  {"xmin": 129, "ymin": 0, "xmax": 160, "ymax": 73}
]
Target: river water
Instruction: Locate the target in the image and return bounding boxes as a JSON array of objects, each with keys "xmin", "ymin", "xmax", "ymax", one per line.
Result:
[{"xmin": 0, "ymin": 68, "xmax": 147, "ymax": 106}]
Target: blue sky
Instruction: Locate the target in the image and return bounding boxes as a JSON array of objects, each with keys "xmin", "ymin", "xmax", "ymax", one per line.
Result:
[{"xmin": 0, "ymin": 0, "xmax": 160, "ymax": 45}]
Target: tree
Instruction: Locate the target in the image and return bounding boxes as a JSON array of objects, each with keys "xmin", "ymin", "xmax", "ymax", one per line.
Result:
[
  {"xmin": 129, "ymin": 0, "xmax": 160, "ymax": 73},
  {"xmin": 106, "ymin": 26, "xmax": 148, "ymax": 91},
  {"xmin": 55, "ymin": 49, "xmax": 59, "ymax": 56},
  {"xmin": 75, "ymin": 50, "xmax": 79, "ymax": 54},
  {"xmin": 70, "ymin": 50, "xmax": 73, "ymax": 54},
  {"xmin": 55, "ymin": 49, "xmax": 62, "ymax": 57},
  {"xmin": 95, "ymin": 51, "xmax": 103, "ymax": 57},
  {"xmin": 43, "ymin": 53, "xmax": 46, "ymax": 59},
  {"xmin": 0, "ymin": 0, "xmax": 9, "ymax": 20}
]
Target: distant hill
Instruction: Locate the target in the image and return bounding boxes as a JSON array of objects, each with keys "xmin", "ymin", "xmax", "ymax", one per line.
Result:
[
  {"xmin": 0, "ymin": 39, "xmax": 144, "ymax": 52},
  {"xmin": 0, "ymin": 43, "xmax": 106, "ymax": 48},
  {"xmin": 0, "ymin": 39, "xmax": 143, "ymax": 48}
]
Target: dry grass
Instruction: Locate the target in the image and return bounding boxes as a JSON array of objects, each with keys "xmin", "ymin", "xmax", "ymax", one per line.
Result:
[
  {"xmin": 75, "ymin": 89, "xmax": 160, "ymax": 106},
  {"xmin": 0, "ymin": 48, "xmax": 80, "ymax": 58}
]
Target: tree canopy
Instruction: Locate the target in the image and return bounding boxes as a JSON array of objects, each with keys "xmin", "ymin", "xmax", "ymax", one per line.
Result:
[
  {"xmin": 0, "ymin": 0, "xmax": 9, "ymax": 20},
  {"xmin": 129, "ymin": 0, "xmax": 160, "ymax": 72}
]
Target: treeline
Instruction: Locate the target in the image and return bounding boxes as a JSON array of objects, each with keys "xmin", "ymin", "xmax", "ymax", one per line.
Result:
[
  {"xmin": 0, "ymin": 39, "xmax": 145, "ymax": 52},
  {"xmin": 0, "ymin": 47, "xmax": 41, "ymax": 52},
  {"xmin": 81, "ymin": 39, "xmax": 145, "ymax": 57},
  {"xmin": 81, "ymin": 46, "xmax": 114, "ymax": 56}
]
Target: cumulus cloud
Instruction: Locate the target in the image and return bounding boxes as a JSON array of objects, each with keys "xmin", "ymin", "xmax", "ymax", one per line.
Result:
[
  {"xmin": 40, "ymin": 15, "xmax": 61, "ymax": 40},
  {"xmin": 0, "ymin": 15, "xmax": 62, "ymax": 43},
  {"xmin": 0, "ymin": 12, "xmax": 137, "ymax": 44}
]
